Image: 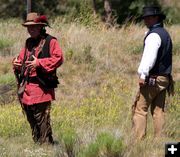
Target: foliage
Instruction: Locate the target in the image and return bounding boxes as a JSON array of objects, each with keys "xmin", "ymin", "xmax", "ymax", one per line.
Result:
[
  {"xmin": 0, "ymin": 73, "xmax": 15, "ymax": 85},
  {"xmin": 128, "ymin": 0, "xmax": 160, "ymax": 22},
  {"xmin": 78, "ymin": 132, "xmax": 124, "ymax": 157},
  {"xmin": 74, "ymin": 1, "xmax": 101, "ymax": 27},
  {"xmin": 0, "ymin": 0, "xmax": 180, "ymax": 24},
  {"xmin": 0, "ymin": 0, "xmax": 25, "ymax": 18},
  {"xmin": 66, "ymin": 45, "xmax": 96, "ymax": 64},
  {"xmin": 0, "ymin": 0, "xmax": 63, "ymax": 19},
  {"xmin": 0, "ymin": 39, "xmax": 12, "ymax": 49},
  {"xmin": 0, "ymin": 104, "xmax": 27, "ymax": 137},
  {"xmin": 58, "ymin": 127, "xmax": 78, "ymax": 157},
  {"xmin": 165, "ymin": 7, "xmax": 180, "ymax": 24},
  {"xmin": 173, "ymin": 42, "xmax": 180, "ymax": 55},
  {"xmin": 0, "ymin": 38, "xmax": 14, "ymax": 56}
]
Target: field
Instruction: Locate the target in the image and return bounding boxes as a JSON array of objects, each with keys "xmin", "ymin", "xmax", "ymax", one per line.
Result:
[{"xmin": 0, "ymin": 19, "xmax": 179, "ymax": 157}]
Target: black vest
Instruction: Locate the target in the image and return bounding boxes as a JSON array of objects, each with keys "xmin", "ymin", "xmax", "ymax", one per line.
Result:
[
  {"xmin": 26, "ymin": 34, "xmax": 59, "ymax": 88},
  {"xmin": 38, "ymin": 34, "xmax": 60, "ymax": 88},
  {"xmin": 144, "ymin": 24, "xmax": 172, "ymax": 75},
  {"xmin": 25, "ymin": 34, "xmax": 56, "ymax": 58},
  {"xmin": 38, "ymin": 34, "xmax": 56, "ymax": 58}
]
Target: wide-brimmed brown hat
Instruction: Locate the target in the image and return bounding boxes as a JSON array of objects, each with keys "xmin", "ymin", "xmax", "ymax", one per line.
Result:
[
  {"xmin": 22, "ymin": 12, "xmax": 49, "ymax": 27},
  {"xmin": 141, "ymin": 6, "xmax": 166, "ymax": 20}
]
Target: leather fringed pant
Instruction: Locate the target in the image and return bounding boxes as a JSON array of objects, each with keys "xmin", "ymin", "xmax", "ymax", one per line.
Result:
[{"xmin": 23, "ymin": 102, "xmax": 54, "ymax": 144}]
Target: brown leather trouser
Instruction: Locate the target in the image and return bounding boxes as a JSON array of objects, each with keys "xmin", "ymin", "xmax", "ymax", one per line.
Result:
[
  {"xmin": 132, "ymin": 76, "xmax": 169, "ymax": 139},
  {"xmin": 23, "ymin": 102, "xmax": 54, "ymax": 144}
]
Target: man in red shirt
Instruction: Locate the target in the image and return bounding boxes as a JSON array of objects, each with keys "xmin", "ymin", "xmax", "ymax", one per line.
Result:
[{"xmin": 12, "ymin": 12, "xmax": 63, "ymax": 144}]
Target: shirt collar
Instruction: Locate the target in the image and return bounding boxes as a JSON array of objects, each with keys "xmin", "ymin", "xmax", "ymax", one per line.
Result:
[{"xmin": 149, "ymin": 23, "xmax": 163, "ymax": 30}]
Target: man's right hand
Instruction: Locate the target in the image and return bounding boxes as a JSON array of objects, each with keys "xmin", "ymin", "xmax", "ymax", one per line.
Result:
[
  {"xmin": 13, "ymin": 57, "xmax": 22, "ymax": 69},
  {"xmin": 139, "ymin": 78, "xmax": 146, "ymax": 87}
]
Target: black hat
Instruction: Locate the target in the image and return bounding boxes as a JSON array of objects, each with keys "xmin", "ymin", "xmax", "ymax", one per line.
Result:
[{"xmin": 142, "ymin": 6, "xmax": 166, "ymax": 20}]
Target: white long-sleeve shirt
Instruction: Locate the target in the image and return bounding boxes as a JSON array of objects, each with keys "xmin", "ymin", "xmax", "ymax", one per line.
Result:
[{"xmin": 138, "ymin": 32, "xmax": 161, "ymax": 79}]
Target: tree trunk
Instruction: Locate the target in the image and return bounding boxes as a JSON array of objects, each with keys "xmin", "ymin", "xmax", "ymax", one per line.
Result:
[
  {"xmin": 26, "ymin": 0, "xmax": 31, "ymax": 14},
  {"xmin": 92, "ymin": 0, "xmax": 98, "ymax": 15},
  {"xmin": 104, "ymin": 0, "xmax": 113, "ymax": 27}
]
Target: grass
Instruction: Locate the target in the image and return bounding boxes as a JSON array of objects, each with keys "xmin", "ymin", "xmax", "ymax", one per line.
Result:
[
  {"xmin": 0, "ymin": 19, "xmax": 179, "ymax": 157},
  {"xmin": 77, "ymin": 132, "xmax": 124, "ymax": 157}
]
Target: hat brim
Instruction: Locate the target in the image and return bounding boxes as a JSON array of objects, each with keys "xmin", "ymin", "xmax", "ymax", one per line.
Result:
[
  {"xmin": 141, "ymin": 13, "xmax": 166, "ymax": 20},
  {"xmin": 22, "ymin": 22, "xmax": 48, "ymax": 27}
]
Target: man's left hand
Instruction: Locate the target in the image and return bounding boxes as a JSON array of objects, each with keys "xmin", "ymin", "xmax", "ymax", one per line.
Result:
[{"xmin": 26, "ymin": 55, "xmax": 38, "ymax": 69}]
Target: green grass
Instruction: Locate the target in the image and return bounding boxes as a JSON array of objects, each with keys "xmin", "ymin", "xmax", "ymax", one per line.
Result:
[
  {"xmin": 78, "ymin": 132, "xmax": 124, "ymax": 157},
  {"xmin": 0, "ymin": 104, "xmax": 27, "ymax": 137},
  {"xmin": 0, "ymin": 73, "xmax": 16, "ymax": 85},
  {"xmin": 0, "ymin": 38, "xmax": 14, "ymax": 56}
]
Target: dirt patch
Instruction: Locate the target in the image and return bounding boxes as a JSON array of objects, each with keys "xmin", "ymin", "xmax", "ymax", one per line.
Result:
[{"xmin": 0, "ymin": 84, "xmax": 16, "ymax": 105}]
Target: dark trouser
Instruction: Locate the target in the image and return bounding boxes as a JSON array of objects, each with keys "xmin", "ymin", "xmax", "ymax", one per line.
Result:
[{"xmin": 23, "ymin": 102, "xmax": 54, "ymax": 145}]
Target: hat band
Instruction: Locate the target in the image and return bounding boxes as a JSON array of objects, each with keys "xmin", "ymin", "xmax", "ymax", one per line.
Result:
[{"xmin": 26, "ymin": 20, "xmax": 35, "ymax": 22}]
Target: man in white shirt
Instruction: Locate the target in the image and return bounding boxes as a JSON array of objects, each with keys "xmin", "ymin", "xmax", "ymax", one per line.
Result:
[{"xmin": 132, "ymin": 6, "xmax": 173, "ymax": 139}]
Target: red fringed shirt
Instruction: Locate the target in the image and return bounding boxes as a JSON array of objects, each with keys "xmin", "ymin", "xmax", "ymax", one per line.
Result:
[{"xmin": 16, "ymin": 38, "xmax": 63, "ymax": 105}]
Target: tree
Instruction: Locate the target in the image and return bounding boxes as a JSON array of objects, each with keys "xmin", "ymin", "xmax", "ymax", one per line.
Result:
[
  {"xmin": 26, "ymin": 0, "xmax": 31, "ymax": 14},
  {"xmin": 103, "ymin": 0, "xmax": 114, "ymax": 27},
  {"xmin": 92, "ymin": 0, "xmax": 98, "ymax": 15},
  {"xmin": 0, "ymin": 0, "xmax": 179, "ymax": 24}
]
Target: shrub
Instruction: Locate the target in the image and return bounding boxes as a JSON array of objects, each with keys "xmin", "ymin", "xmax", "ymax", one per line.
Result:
[
  {"xmin": 78, "ymin": 132, "xmax": 124, "ymax": 157},
  {"xmin": 58, "ymin": 127, "xmax": 78, "ymax": 157},
  {"xmin": 173, "ymin": 42, "xmax": 180, "ymax": 55},
  {"xmin": 0, "ymin": 38, "xmax": 14, "ymax": 56},
  {"xmin": 67, "ymin": 45, "xmax": 96, "ymax": 65}
]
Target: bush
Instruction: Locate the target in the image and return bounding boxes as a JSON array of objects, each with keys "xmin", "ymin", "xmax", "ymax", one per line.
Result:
[
  {"xmin": 1, "ymin": 0, "xmax": 180, "ymax": 25},
  {"xmin": 66, "ymin": 45, "xmax": 96, "ymax": 65},
  {"xmin": 78, "ymin": 132, "xmax": 124, "ymax": 157},
  {"xmin": 58, "ymin": 127, "xmax": 78, "ymax": 157},
  {"xmin": 0, "ymin": 73, "xmax": 15, "ymax": 85},
  {"xmin": 173, "ymin": 42, "xmax": 180, "ymax": 55},
  {"xmin": 0, "ymin": 38, "xmax": 14, "ymax": 56}
]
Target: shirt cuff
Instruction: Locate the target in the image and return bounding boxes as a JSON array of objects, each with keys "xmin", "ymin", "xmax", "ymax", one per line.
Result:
[
  {"xmin": 36, "ymin": 59, "xmax": 40, "ymax": 67},
  {"xmin": 140, "ymin": 74, "xmax": 146, "ymax": 80}
]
